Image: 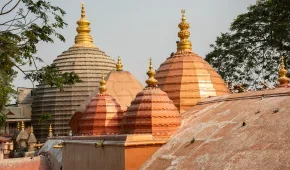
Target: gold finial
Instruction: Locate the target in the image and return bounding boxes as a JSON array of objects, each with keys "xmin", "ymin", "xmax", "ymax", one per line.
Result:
[
  {"xmin": 48, "ymin": 124, "xmax": 53, "ymax": 137},
  {"xmin": 145, "ymin": 58, "xmax": 158, "ymax": 87},
  {"xmin": 99, "ymin": 74, "xmax": 107, "ymax": 94},
  {"xmin": 73, "ymin": 2, "xmax": 95, "ymax": 47},
  {"xmin": 17, "ymin": 122, "xmax": 20, "ymax": 131},
  {"xmin": 21, "ymin": 121, "xmax": 24, "ymax": 131},
  {"xmin": 116, "ymin": 56, "xmax": 123, "ymax": 71},
  {"xmin": 278, "ymin": 56, "xmax": 289, "ymax": 86},
  {"xmin": 31, "ymin": 126, "xmax": 34, "ymax": 134},
  {"xmin": 177, "ymin": 9, "xmax": 192, "ymax": 52}
]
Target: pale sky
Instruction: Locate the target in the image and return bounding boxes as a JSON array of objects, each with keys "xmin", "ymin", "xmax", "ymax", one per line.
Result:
[{"xmin": 10, "ymin": 0, "xmax": 256, "ymax": 90}]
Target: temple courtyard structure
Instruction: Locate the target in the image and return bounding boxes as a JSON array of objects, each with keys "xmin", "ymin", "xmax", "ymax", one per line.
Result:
[{"xmin": 1, "ymin": 2, "xmax": 290, "ymax": 170}]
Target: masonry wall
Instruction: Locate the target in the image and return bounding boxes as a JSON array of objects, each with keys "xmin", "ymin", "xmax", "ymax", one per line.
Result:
[{"xmin": 62, "ymin": 143, "xmax": 125, "ymax": 170}]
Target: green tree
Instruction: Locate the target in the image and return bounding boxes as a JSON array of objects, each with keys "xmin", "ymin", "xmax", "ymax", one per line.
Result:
[
  {"xmin": 205, "ymin": 0, "xmax": 290, "ymax": 89},
  {"xmin": 0, "ymin": 0, "xmax": 80, "ymax": 127},
  {"xmin": 25, "ymin": 64, "xmax": 82, "ymax": 91}
]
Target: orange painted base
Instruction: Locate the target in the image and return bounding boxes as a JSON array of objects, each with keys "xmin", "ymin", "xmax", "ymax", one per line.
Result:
[{"xmin": 125, "ymin": 145, "xmax": 161, "ymax": 170}]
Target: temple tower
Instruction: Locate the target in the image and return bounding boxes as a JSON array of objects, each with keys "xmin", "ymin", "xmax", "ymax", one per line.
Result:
[
  {"xmin": 155, "ymin": 10, "xmax": 229, "ymax": 113},
  {"xmin": 121, "ymin": 59, "xmax": 181, "ymax": 140},
  {"xmin": 31, "ymin": 3, "xmax": 115, "ymax": 141},
  {"xmin": 70, "ymin": 75, "xmax": 123, "ymax": 135}
]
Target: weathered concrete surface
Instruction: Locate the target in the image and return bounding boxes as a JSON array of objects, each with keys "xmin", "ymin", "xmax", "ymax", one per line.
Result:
[
  {"xmin": 0, "ymin": 156, "xmax": 50, "ymax": 170},
  {"xmin": 141, "ymin": 88, "xmax": 290, "ymax": 170}
]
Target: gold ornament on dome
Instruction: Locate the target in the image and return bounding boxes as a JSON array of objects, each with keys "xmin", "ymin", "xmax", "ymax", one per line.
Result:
[
  {"xmin": 116, "ymin": 56, "xmax": 123, "ymax": 71},
  {"xmin": 278, "ymin": 56, "xmax": 289, "ymax": 86},
  {"xmin": 99, "ymin": 74, "xmax": 107, "ymax": 94},
  {"xmin": 21, "ymin": 121, "xmax": 24, "ymax": 130},
  {"xmin": 73, "ymin": 2, "xmax": 96, "ymax": 48},
  {"xmin": 146, "ymin": 58, "xmax": 158, "ymax": 87},
  {"xmin": 177, "ymin": 9, "xmax": 192, "ymax": 52}
]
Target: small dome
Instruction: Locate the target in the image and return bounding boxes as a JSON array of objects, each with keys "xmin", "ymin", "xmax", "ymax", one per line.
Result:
[
  {"xmin": 71, "ymin": 75, "xmax": 123, "ymax": 135},
  {"xmin": 155, "ymin": 10, "xmax": 229, "ymax": 113},
  {"xmin": 121, "ymin": 59, "xmax": 181, "ymax": 139},
  {"xmin": 74, "ymin": 57, "xmax": 143, "ymax": 113}
]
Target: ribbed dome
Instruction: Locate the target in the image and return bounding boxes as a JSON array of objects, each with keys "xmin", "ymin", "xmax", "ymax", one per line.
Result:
[
  {"xmin": 156, "ymin": 51, "xmax": 229, "ymax": 113},
  {"xmin": 78, "ymin": 93, "xmax": 123, "ymax": 135},
  {"xmin": 155, "ymin": 10, "xmax": 229, "ymax": 113},
  {"xmin": 121, "ymin": 87, "xmax": 181, "ymax": 139},
  {"xmin": 121, "ymin": 59, "xmax": 181, "ymax": 140},
  {"xmin": 31, "ymin": 3, "xmax": 115, "ymax": 141}
]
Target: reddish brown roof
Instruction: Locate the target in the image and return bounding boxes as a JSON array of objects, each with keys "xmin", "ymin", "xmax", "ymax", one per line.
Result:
[
  {"xmin": 70, "ymin": 93, "xmax": 123, "ymax": 135},
  {"xmin": 156, "ymin": 51, "xmax": 229, "ymax": 113},
  {"xmin": 141, "ymin": 88, "xmax": 290, "ymax": 170},
  {"xmin": 121, "ymin": 86, "xmax": 181, "ymax": 140}
]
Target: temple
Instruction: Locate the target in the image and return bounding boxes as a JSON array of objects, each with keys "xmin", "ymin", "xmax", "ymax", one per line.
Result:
[
  {"xmin": 155, "ymin": 10, "xmax": 229, "ymax": 113},
  {"xmin": 1, "ymin": 3, "xmax": 290, "ymax": 170},
  {"xmin": 31, "ymin": 3, "xmax": 116, "ymax": 141}
]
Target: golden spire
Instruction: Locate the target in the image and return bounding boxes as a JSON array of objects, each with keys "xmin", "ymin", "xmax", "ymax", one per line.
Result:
[
  {"xmin": 17, "ymin": 122, "xmax": 20, "ymax": 131},
  {"xmin": 278, "ymin": 56, "xmax": 289, "ymax": 86},
  {"xmin": 99, "ymin": 74, "xmax": 107, "ymax": 94},
  {"xmin": 21, "ymin": 121, "xmax": 24, "ymax": 131},
  {"xmin": 73, "ymin": 2, "xmax": 95, "ymax": 47},
  {"xmin": 48, "ymin": 124, "xmax": 53, "ymax": 137},
  {"xmin": 177, "ymin": 9, "xmax": 192, "ymax": 52},
  {"xmin": 116, "ymin": 56, "xmax": 123, "ymax": 71},
  {"xmin": 31, "ymin": 126, "xmax": 34, "ymax": 133},
  {"xmin": 146, "ymin": 58, "xmax": 158, "ymax": 87}
]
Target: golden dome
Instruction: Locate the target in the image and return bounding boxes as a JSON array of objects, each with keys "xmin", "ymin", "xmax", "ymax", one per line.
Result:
[
  {"xmin": 155, "ymin": 10, "xmax": 229, "ymax": 113},
  {"xmin": 73, "ymin": 2, "xmax": 95, "ymax": 48}
]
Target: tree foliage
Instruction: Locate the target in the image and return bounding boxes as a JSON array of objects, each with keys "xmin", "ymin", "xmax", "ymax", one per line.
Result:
[
  {"xmin": 0, "ymin": 1, "xmax": 80, "ymax": 127},
  {"xmin": 25, "ymin": 64, "xmax": 82, "ymax": 91},
  {"xmin": 205, "ymin": 0, "xmax": 290, "ymax": 89}
]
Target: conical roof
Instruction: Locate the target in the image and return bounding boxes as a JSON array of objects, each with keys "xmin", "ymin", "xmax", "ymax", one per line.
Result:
[
  {"xmin": 121, "ymin": 59, "xmax": 181, "ymax": 140},
  {"xmin": 155, "ymin": 10, "xmax": 229, "ymax": 113},
  {"xmin": 70, "ymin": 75, "xmax": 123, "ymax": 135},
  {"xmin": 31, "ymin": 3, "xmax": 115, "ymax": 141},
  {"xmin": 74, "ymin": 56, "xmax": 143, "ymax": 113}
]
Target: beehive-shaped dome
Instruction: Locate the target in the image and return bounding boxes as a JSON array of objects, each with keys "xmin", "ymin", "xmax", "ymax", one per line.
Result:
[
  {"xmin": 121, "ymin": 59, "xmax": 181, "ymax": 140},
  {"xmin": 74, "ymin": 56, "xmax": 143, "ymax": 114},
  {"xmin": 155, "ymin": 10, "xmax": 229, "ymax": 113},
  {"xmin": 70, "ymin": 75, "xmax": 123, "ymax": 135},
  {"xmin": 31, "ymin": 3, "xmax": 115, "ymax": 141}
]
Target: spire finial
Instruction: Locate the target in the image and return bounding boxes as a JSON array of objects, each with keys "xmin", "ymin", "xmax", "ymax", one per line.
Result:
[
  {"xmin": 21, "ymin": 121, "xmax": 24, "ymax": 131},
  {"xmin": 81, "ymin": 2, "xmax": 85, "ymax": 18},
  {"xmin": 177, "ymin": 9, "xmax": 192, "ymax": 52},
  {"xmin": 31, "ymin": 126, "xmax": 34, "ymax": 134},
  {"xmin": 145, "ymin": 58, "xmax": 158, "ymax": 87},
  {"xmin": 73, "ymin": 2, "xmax": 95, "ymax": 47},
  {"xmin": 17, "ymin": 122, "xmax": 20, "ymax": 131},
  {"xmin": 48, "ymin": 124, "xmax": 53, "ymax": 137},
  {"xmin": 99, "ymin": 74, "xmax": 107, "ymax": 94},
  {"xmin": 116, "ymin": 56, "xmax": 123, "ymax": 71},
  {"xmin": 278, "ymin": 56, "xmax": 289, "ymax": 86}
]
